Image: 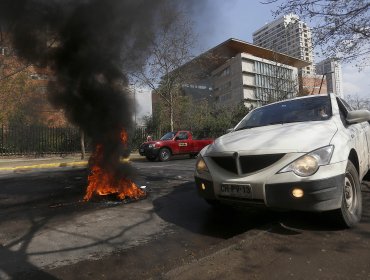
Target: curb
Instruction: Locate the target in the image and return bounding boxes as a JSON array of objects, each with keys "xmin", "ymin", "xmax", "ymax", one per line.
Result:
[
  {"xmin": 0, "ymin": 155, "xmax": 144, "ymax": 172},
  {"xmin": 0, "ymin": 161, "xmax": 88, "ymax": 172}
]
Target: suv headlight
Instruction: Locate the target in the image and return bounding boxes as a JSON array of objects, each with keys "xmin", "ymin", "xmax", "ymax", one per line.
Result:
[
  {"xmin": 148, "ymin": 143, "xmax": 156, "ymax": 148},
  {"xmin": 196, "ymin": 155, "xmax": 209, "ymax": 173},
  {"xmin": 279, "ymin": 145, "xmax": 334, "ymax": 177}
]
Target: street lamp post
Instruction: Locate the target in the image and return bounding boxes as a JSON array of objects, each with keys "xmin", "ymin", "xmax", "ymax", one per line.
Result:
[
  {"xmin": 319, "ymin": 71, "xmax": 334, "ymax": 94},
  {"xmin": 130, "ymin": 83, "xmax": 136, "ymax": 127}
]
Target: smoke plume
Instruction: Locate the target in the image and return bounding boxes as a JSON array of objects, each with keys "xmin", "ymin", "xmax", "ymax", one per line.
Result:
[{"xmin": 0, "ymin": 0, "xmax": 176, "ymax": 175}]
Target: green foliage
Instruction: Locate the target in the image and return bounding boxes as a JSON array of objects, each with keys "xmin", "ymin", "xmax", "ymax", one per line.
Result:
[
  {"xmin": 230, "ymin": 100, "xmax": 252, "ymax": 126},
  {"xmin": 0, "ymin": 71, "xmax": 29, "ymax": 124},
  {"xmin": 145, "ymin": 97, "xmax": 252, "ymax": 138}
]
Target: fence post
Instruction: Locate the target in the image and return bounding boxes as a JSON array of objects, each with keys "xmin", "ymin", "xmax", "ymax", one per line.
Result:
[
  {"xmin": 80, "ymin": 130, "xmax": 85, "ymax": 159},
  {"xmin": 0, "ymin": 124, "xmax": 3, "ymax": 156}
]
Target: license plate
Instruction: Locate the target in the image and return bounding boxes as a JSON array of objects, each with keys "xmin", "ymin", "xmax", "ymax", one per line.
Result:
[{"xmin": 220, "ymin": 183, "xmax": 252, "ymax": 198}]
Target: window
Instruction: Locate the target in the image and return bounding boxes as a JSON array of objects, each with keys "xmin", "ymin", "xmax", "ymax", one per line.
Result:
[
  {"xmin": 338, "ymin": 98, "xmax": 353, "ymax": 112},
  {"xmin": 219, "ymin": 81, "xmax": 231, "ymax": 91},
  {"xmin": 177, "ymin": 132, "xmax": 188, "ymax": 140},
  {"xmin": 219, "ymin": 93, "xmax": 232, "ymax": 102},
  {"xmin": 336, "ymin": 98, "xmax": 351, "ymax": 125},
  {"xmin": 235, "ymin": 96, "xmax": 332, "ymax": 130},
  {"xmin": 216, "ymin": 67, "xmax": 231, "ymax": 77}
]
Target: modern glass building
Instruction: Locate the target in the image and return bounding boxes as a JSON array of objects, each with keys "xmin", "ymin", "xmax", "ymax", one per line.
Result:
[{"xmin": 212, "ymin": 52, "xmax": 298, "ymax": 108}]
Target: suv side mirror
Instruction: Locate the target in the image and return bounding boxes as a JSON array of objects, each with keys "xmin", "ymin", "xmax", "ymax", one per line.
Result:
[{"xmin": 346, "ymin": 110, "xmax": 370, "ymax": 124}]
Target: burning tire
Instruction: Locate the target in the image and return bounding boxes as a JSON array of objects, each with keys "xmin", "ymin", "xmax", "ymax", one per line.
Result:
[{"xmin": 159, "ymin": 148, "xmax": 171, "ymax": 162}]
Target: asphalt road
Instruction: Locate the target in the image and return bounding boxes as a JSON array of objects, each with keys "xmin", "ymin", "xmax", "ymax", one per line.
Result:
[{"xmin": 0, "ymin": 158, "xmax": 369, "ymax": 279}]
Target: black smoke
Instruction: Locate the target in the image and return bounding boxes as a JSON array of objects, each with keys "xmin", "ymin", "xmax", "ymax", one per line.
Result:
[{"xmin": 0, "ymin": 0, "xmax": 173, "ymax": 174}]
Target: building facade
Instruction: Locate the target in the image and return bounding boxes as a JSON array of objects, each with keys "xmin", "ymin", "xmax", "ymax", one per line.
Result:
[
  {"xmin": 299, "ymin": 74, "xmax": 328, "ymax": 95},
  {"xmin": 253, "ymin": 14, "xmax": 314, "ymax": 75},
  {"xmin": 211, "ymin": 53, "xmax": 298, "ymax": 108},
  {"xmin": 315, "ymin": 58, "xmax": 343, "ymax": 98},
  {"xmin": 167, "ymin": 39, "xmax": 309, "ymax": 110}
]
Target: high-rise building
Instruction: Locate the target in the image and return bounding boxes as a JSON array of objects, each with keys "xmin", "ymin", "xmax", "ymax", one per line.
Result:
[
  {"xmin": 316, "ymin": 58, "xmax": 343, "ymax": 98},
  {"xmin": 253, "ymin": 14, "xmax": 314, "ymax": 75}
]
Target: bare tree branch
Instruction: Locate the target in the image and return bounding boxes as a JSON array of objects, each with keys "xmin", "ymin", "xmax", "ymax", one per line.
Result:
[
  {"xmin": 130, "ymin": 6, "xmax": 198, "ymax": 131},
  {"xmin": 271, "ymin": 0, "xmax": 370, "ymax": 67}
]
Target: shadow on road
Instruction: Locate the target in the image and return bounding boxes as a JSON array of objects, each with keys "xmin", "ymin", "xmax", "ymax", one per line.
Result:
[
  {"xmin": 0, "ymin": 215, "xmax": 60, "ymax": 280},
  {"xmin": 153, "ymin": 181, "xmax": 370, "ymax": 239},
  {"xmin": 153, "ymin": 181, "xmax": 278, "ymax": 239},
  {"xmin": 0, "ymin": 169, "xmax": 158, "ymax": 279},
  {"xmin": 273, "ymin": 186, "xmax": 370, "ymax": 234},
  {"xmin": 0, "ymin": 170, "xmax": 88, "ymax": 278}
]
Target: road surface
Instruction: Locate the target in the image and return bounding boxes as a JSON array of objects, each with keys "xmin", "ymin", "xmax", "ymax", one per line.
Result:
[{"xmin": 0, "ymin": 158, "xmax": 369, "ymax": 279}]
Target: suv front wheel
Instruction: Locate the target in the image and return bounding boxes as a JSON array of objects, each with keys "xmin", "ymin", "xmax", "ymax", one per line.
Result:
[{"xmin": 333, "ymin": 160, "xmax": 362, "ymax": 228}]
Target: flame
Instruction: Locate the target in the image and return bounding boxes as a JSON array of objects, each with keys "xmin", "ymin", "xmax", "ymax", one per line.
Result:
[{"xmin": 84, "ymin": 130, "xmax": 145, "ymax": 201}]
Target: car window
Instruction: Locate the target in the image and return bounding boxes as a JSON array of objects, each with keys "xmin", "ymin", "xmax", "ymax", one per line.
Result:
[
  {"xmin": 336, "ymin": 97, "xmax": 353, "ymax": 126},
  {"xmin": 339, "ymin": 98, "xmax": 353, "ymax": 112},
  {"xmin": 235, "ymin": 96, "xmax": 332, "ymax": 131},
  {"xmin": 177, "ymin": 132, "xmax": 188, "ymax": 140},
  {"xmin": 160, "ymin": 132, "xmax": 175, "ymax": 140}
]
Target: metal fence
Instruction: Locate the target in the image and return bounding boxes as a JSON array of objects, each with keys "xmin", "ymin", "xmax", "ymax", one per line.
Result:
[
  {"xmin": 0, "ymin": 124, "xmax": 226, "ymax": 157},
  {"xmin": 0, "ymin": 124, "xmax": 82, "ymax": 156}
]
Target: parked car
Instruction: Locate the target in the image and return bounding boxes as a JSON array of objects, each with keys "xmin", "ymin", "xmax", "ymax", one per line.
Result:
[
  {"xmin": 195, "ymin": 94, "xmax": 370, "ymax": 227},
  {"xmin": 139, "ymin": 130, "xmax": 213, "ymax": 162}
]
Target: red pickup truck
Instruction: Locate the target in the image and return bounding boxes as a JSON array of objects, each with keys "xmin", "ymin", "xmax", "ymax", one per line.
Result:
[{"xmin": 139, "ymin": 131, "xmax": 213, "ymax": 162}]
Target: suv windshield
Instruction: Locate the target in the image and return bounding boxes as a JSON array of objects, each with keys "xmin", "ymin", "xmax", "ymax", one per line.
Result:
[
  {"xmin": 235, "ymin": 96, "xmax": 332, "ymax": 131},
  {"xmin": 160, "ymin": 132, "xmax": 176, "ymax": 140}
]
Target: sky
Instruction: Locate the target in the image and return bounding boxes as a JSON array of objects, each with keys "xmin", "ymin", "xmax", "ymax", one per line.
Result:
[{"xmin": 135, "ymin": 0, "xmax": 370, "ymax": 121}]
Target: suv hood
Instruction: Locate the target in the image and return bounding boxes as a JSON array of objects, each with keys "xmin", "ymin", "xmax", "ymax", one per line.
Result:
[{"xmin": 206, "ymin": 121, "xmax": 338, "ymax": 155}]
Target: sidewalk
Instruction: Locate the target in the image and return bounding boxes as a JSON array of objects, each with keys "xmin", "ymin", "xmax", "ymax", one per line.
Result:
[{"xmin": 0, "ymin": 152, "xmax": 143, "ymax": 173}]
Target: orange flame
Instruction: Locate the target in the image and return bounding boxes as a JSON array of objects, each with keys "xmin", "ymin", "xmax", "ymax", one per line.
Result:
[{"xmin": 84, "ymin": 130, "xmax": 145, "ymax": 201}]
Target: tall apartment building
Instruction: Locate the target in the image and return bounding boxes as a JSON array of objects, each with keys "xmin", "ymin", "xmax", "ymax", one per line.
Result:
[
  {"xmin": 253, "ymin": 14, "xmax": 314, "ymax": 75},
  {"xmin": 316, "ymin": 58, "xmax": 343, "ymax": 98}
]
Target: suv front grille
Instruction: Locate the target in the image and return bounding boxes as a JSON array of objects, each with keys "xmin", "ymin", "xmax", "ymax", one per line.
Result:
[
  {"xmin": 211, "ymin": 156, "xmax": 237, "ymax": 174},
  {"xmin": 211, "ymin": 154, "xmax": 285, "ymax": 175},
  {"xmin": 239, "ymin": 154, "xmax": 285, "ymax": 174}
]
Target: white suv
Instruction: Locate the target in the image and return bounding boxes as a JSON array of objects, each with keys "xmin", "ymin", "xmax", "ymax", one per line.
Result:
[{"xmin": 195, "ymin": 94, "xmax": 370, "ymax": 227}]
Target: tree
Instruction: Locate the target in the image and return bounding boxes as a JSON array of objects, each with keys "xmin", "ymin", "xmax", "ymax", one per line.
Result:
[
  {"xmin": 261, "ymin": 60, "xmax": 299, "ymax": 104},
  {"xmin": 268, "ymin": 0, "xmax": 370, "ymax": 68},
  {"xmin": 0, "ymin": 57, "xmax": 44, "ymax": 125},
  {"xmin": 251, "ymin": 46, "xmax": 301, "ymax": 105},
  {"xmin": 132, "ymin": 5, "xmax": 197, "ymax": 131},
  {"xmin": 345, "ymin": 94, "xmax": 370, "ymax": 110},
  {"xmin": 0, "ymin": 29, "xmax": 68, "ymax": 126},
  {"xmin": 142, "ymin": 95, "xmax": 253, "ymax": 140},
  {"xmin": 230, "ymin": 100, "xmax": 253, "ymax": 125}
]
